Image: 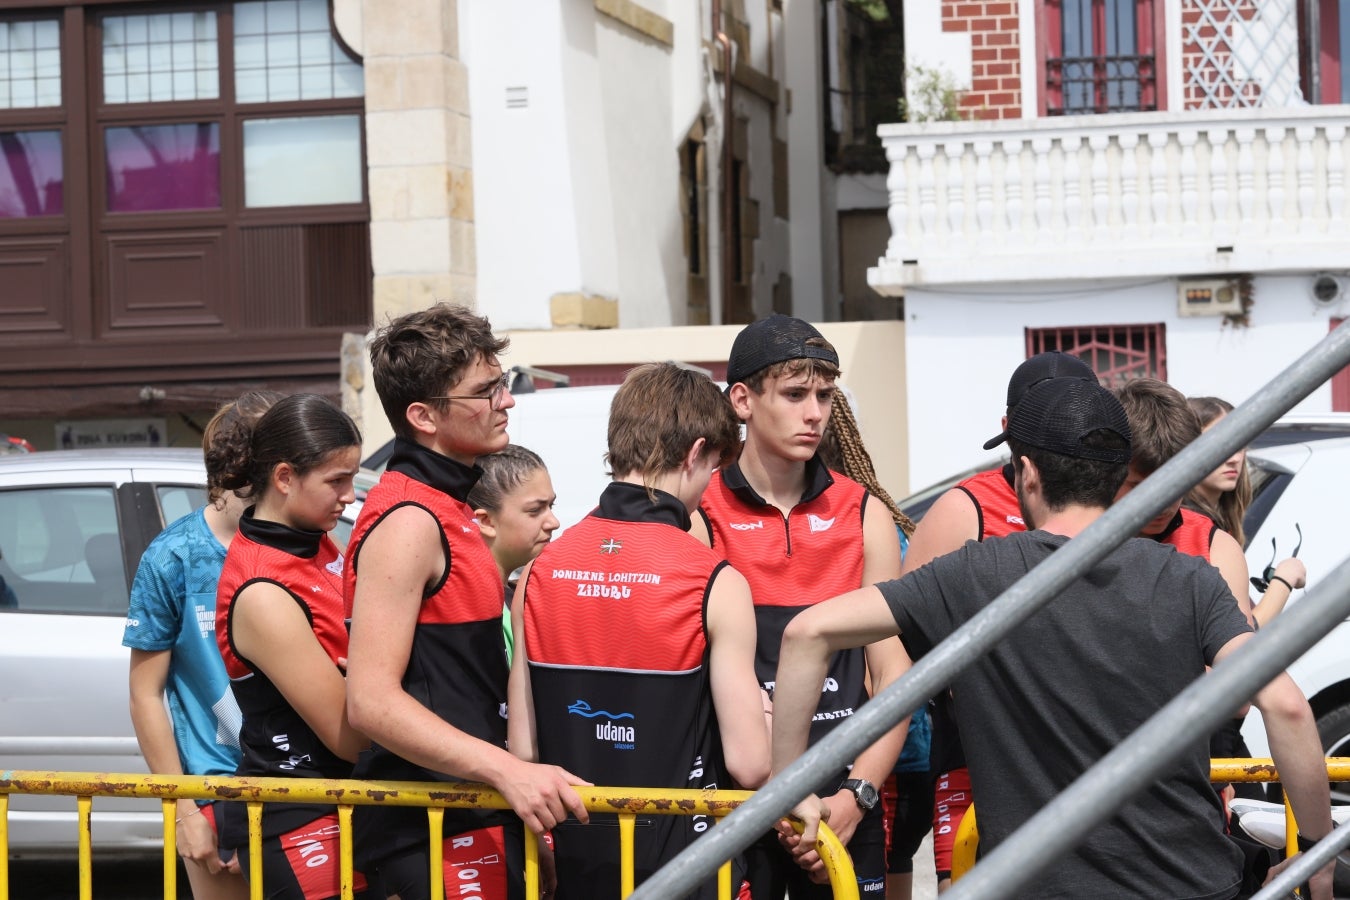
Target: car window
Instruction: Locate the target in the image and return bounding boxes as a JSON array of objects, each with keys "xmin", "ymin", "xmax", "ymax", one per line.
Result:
[
  {"xmin": 156, "ymin": 483, "xmax": 208, "ymax": 527},
  {"xmin": 0, "ymin": 486, "xmax": 127, "ymax": 615}
]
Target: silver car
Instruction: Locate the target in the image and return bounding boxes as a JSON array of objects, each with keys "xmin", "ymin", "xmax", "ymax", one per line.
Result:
[{"xmin": 0, "ymin": 449, "xmax": 362, "ymax": 857}]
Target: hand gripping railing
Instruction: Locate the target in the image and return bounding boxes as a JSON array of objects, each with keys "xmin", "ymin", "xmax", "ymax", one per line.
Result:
[
  {"xmin": 0, "ymin": 776, "xmax": 857, "ymax": 900},
  {"xmin": 1252, "ymin": 819, "xmax": 1350, "ymax": 899},
  {"xmin": 632, "ymin": 319, "xmax": 1350, "ymax": 900}
]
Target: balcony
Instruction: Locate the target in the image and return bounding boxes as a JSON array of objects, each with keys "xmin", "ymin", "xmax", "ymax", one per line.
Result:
[{"xmin": 868, "ymin": 105, "xmax": 1350, "ymax": 292}]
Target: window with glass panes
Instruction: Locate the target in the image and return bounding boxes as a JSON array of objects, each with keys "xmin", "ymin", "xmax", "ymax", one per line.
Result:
[{"xmin": 0, "ymin": 0, "xmax": 370, "ymax": 382}]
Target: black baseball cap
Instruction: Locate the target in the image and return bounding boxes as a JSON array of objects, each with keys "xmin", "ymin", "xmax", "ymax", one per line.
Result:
[
  {"xmin": 725, "ymin": 314, "xmax": 840, "ymax": 387},
  {"xmin": 983, "ymin": 351, "xmax": 1096, "ymax": 450},
  {"xmin": 993, "ymin": 377, "xmax": 1132, "ymax": 464}
]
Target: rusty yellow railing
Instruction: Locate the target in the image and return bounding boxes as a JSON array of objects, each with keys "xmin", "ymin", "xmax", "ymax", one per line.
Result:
[
  {"xmin": 0, "ymin": 772, "xmax": 858, "ymax": 900},
  {"xmin": 949, "ymin": 757, "xmax": 1350, "ymax": 882}
]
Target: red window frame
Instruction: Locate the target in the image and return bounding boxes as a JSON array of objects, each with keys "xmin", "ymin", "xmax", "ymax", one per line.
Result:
[
  {"xmin": 1298, "ymin": 0, "xmax": 1345, "ymax": 104},
  {"xmin": 1333, "ymin": 318, "xmax": 1350, "ymax": 412},
  {"xmin": 1026, "ymin": 322, "xmax": 1167, "ymax": 385},
  {"xmin": 1038, "ymin": 0, "xmax": 1166, "ymax": 115}
]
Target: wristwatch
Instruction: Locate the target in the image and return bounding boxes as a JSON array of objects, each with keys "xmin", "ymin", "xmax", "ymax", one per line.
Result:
[{"xmin": 841, "ymin": 778, "xmax": 878, "ymax": 811}]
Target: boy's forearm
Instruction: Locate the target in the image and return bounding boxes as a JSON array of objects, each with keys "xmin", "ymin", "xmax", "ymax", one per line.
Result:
[{"xmin": 770, "ymin": 633, "xmax": 832, "ymax": 776}]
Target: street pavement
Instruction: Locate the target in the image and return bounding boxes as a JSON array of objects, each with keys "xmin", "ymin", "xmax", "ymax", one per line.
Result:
[
  {"xmin": 6, "ymin": 858, "xmax": 189, "ymax": 899},
  {"xmin": 6, "ymin": 833, "xmax": 937, "ymax": 899}
]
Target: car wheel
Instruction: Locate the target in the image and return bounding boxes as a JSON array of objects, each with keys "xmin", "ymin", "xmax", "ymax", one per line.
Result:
[{"xmin": 1315, "ymin": 703, "xmax": 1350, "ymax": 894}]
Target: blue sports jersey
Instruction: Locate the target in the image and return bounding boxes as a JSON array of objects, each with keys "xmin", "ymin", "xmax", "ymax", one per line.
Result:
[{"xmin": 123, "ymin": 507, "xmax": 241, "ymax": 779}]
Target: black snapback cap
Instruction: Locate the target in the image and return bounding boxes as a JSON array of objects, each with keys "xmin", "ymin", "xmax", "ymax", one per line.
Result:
[
  {"xmin": 995, "ymin": 377, "xmax": 1132, "ymax": 464},
  {"xmin": 726, "ymin": 314, "xmax": 839, "ymax": 387},
  {"xmin": 983, "ymin": 351, "xmax": 1096, "ymax": 450}
]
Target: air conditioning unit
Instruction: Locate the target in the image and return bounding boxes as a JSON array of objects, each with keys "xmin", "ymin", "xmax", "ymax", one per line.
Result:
[{"xmin": 1177, "ymin": 278, "xmax": 1244, "ymax": 317}]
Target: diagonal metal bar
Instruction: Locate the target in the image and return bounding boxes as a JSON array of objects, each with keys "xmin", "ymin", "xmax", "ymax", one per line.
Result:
[
  {"xmin": 1251, "ymin": 818, "xmax": 1350, "ymax": 900},
  {"xmin": 632, "ymin": 319, "xmax": 1350, "ymax": 900},
  {"xmin": 945, "ymin": 554, "xmax": 1350, "ymax": 900}
]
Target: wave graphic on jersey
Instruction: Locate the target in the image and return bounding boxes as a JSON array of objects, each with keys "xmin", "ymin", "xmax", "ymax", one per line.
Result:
[
  {"xmin": 569, "ymin": 700, "xmax": 636, "ymax": 749},
  {"xmin": 567, "ymin": 700, "xmax": 634, "ymax": 720}
]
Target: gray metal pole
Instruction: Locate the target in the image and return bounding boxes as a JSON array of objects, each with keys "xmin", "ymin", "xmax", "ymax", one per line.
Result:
[
  {"xmin": 632, "ymin": 320, "xmax": 1350, "ymax": 900},
  {"xmin": 944, "ymin": 555, "xmax": 1350, "ymax": 900},
  {"xmin": 1251, "ymin": 821, "xmax": 1350, "ymax": 900}
]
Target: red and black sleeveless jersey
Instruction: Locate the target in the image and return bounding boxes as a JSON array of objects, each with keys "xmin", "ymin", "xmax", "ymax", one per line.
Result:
[
  {"xmin": 699, "ymin": 456, "xmax": 868, "ymax": 754},
  {"xmin": 341, "ymin": 439, "xmax": 509, "ymax": 859},
  {"xmin": 957, "ymin": 465, "xmax": 1025, "ymax": 540},
  {"xmin": 1155, "ymin": 507, "xmax": 1217, "ymax": 562},
  {"xmin": 933, "ymin": 465, "xmax": 1025, "ymax": 775},
  {"xmin": 524, "ymin": 483, "xmax": 732, "ymax": 897},
  {"xmin": 215, "ymin": 510, "xmax": 350, "ymax": 843}
]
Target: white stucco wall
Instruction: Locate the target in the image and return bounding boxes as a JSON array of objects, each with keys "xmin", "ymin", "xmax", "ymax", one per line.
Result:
[
  {"xmin": 783, "ymin": 0, "xmax": 826, "ymax": 321},
  {"xmin": 461, "ymin": 0, "xmax": 583, "ymax": 329},
  {"xmin": 903, "ymin": 275, "xmax": 1343, "ymax": 490},
  {"xmin": 594, "ymin": 15, "xmax": 685, "ymax": 327},
  {"xmin": 902, "ymin": 0, "xmax": 972, "ymax": 94}
]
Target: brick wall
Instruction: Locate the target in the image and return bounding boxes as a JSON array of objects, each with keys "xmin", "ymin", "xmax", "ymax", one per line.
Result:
[
  {"xmin": 942, "ymin": 0, "xmax": 1022, "ymax": 119},
  {"xmin": 1180, "ymin": 0, "xmax": 1261, "ymax": 109}
]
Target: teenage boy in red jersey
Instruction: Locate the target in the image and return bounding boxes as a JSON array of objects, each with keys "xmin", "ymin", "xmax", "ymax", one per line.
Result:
[
  {"xmin": 902, "ymin": 350, "xmax": 1094, "ymax": 890},
  {"xmin": 508, "ymin": 363, "xmax": 770, "ymax": 900},
  {"xmin": 344, "ymin": 304, "xmax": 589, "ymax": 900},
  {"xmin": 1112, "ymin": 377, "xmax": 1253, "ymax": 620},
  {"xmin": 692, "ymin": 314, "xmax": 907, "ymax": 898}
]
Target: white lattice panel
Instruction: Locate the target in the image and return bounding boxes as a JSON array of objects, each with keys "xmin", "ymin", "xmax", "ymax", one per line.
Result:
[{"xmin": 1184, "ymin": 0, "xmax": 1304, "ymax": 108}]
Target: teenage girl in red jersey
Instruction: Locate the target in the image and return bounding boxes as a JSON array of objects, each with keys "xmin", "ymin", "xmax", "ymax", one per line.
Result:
[{"xmin": 212, "ymin": 393, "xmax": 371, "ymax": 900}]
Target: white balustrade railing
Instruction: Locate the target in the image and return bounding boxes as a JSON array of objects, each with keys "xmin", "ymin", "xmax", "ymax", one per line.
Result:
[{"xmin": 869, "ymin": 106, "xmax": 1350, "ymax": 292}]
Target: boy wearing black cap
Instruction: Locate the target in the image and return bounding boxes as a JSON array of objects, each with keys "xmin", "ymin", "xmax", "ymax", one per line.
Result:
[
  {"xmin": 903, "ymin": 350, "xmax": 1094, "ymax": 889},
  {"xmin": 770, "ymin": 377, "xmax": 1334, "ymax": 899},
  {"xmin": 693, "ymin": 314, "xmax": 907, "ymax": 897}
]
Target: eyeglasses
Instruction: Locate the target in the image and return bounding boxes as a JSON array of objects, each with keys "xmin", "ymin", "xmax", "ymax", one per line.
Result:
[
  {"xmin": 426, "ymin": 374, "xmax": 512, "ymax": 410},
  {"xmin": 1250, "ymin": 522, "xmax": 1301, "ymax": 593}
]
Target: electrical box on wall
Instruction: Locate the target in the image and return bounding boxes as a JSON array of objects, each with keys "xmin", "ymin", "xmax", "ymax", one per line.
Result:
[{"xmin": 1177, "ymin": 279, "xmax": 1244, "ymax": 317}]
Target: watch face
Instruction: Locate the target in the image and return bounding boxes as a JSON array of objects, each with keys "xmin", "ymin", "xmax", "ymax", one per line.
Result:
[{"xmin": 857, "ymin": 781, "xmax": 879, "ymax": 809}]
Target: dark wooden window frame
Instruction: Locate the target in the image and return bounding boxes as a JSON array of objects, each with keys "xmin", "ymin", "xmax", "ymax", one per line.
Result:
[{"xmin": 0, "ymin": 0, "xmax": 370, "ymax": 394}]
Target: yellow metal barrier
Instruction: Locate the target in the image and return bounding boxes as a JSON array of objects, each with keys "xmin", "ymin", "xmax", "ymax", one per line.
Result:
[
  {"xmin": 0, "ymin": 771, "xmax": 858, "ymax": 900},
  {"xmin": 949, "ymin": 757, "xmax": 1350, "ymax": 882}
]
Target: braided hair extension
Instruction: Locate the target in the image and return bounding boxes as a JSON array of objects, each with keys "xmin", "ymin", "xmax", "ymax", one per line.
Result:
[{"xmin": 820, "ymin": 388, "xmax": 915, "ymax": 537}]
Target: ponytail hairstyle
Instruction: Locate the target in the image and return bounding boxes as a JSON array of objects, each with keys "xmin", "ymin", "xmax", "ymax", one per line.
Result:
[
  {"xmin": 1185, "ymin": 396, "xmax": 1251, "ymax": 546},
  {"xmin": 818, "ymin": 388, "xmax": 915, "ymax": 536},
  {"xmin": 467, "ymin": 445, "xmax": 549, "ymax": 515},
  {"xmin": 201, "ymin": 390, "xmax": 285, "ymax": 504},
  {"xmin": 207, "ymin": 394, "xmax": 362, "ymax": 501}
]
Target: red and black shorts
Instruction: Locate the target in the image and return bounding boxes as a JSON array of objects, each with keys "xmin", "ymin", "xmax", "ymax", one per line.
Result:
[
  {"xmin": 236, "ymin": 812, "xmax": 372, "ymax": 900},
  {"xmin": 375, "ymin": 823, "xmax": 523, "ymax": 900}
]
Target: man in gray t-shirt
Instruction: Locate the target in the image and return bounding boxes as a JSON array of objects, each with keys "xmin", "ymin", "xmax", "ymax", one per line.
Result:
[{"xmin": 768, "ymin": 377, "xmax": 1333, "ymax": 899}]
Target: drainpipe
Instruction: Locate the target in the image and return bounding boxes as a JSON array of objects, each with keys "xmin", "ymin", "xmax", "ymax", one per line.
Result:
[
  {"xmin": 712, "ymin": 0, "xmax": 735, "ymax": 323},
  {"xmin": 1306, "ymin": 0, "xmax": 1321, "ymax": 103}
]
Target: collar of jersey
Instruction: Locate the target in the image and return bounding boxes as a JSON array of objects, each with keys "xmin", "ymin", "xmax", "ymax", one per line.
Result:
[
  {"xmin": 386, "ymin": 437, "xmax": 482, "ymax": 501},
  {"xmin": 1147, "ymin": 508, "xmax": 1186, "ymax": 543},
  {"xmin": 239, "ymin": 507, "xmax": 324, "ymax": 558},
  {"xmin": 593, "ymin": 482, "xmax": 691, "ymax": 530},
  {"xmin": 720, "ymin": 453, "xmax": 834, "ymax": 509}
]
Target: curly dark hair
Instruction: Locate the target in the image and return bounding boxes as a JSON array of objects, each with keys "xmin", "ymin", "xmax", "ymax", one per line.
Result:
[{"xmin": 201, "ymin": 390, "xmax": 284, "ymax": 504}]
